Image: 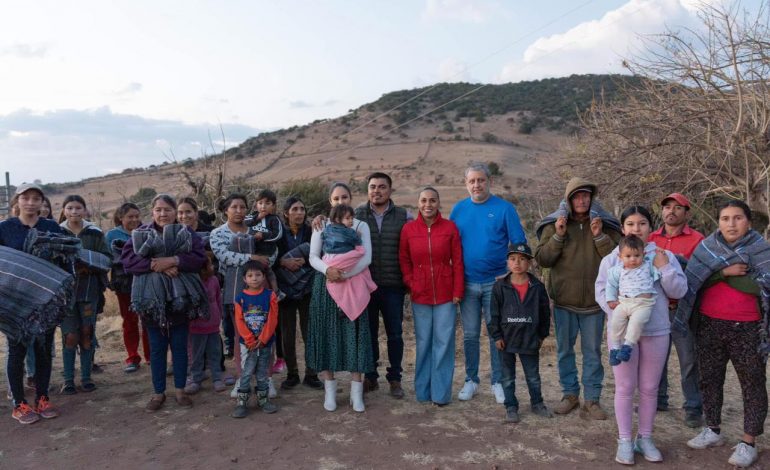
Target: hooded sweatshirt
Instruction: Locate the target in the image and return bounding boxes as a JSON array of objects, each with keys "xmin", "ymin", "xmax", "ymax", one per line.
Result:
[{"xmin": 534, "ymin": 177, "xmax": 622, "ymax": 313}]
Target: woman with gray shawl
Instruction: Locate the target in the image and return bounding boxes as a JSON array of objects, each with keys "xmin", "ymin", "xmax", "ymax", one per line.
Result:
[
  {"xmin": 210, "ymin": 193, "xmax": 272, "ymax": 393},
  {"xmin": 674, "ymin": 200, "xmax": 769, "ymax": 468},
  {"xmin": 121, "ymin": 194, "xmax": 207, "ymax": 412}
]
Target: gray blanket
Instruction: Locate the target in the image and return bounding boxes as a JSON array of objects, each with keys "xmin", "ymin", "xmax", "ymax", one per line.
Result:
[
  {"xmin": 0, "ymin": 245, "xmax": 74, "ymax": 344},
  {"xmin": 673, "ymin": 229, "xmax": 770, "ymax": 361},
  {"xmin": 130, "ymin": 224, "xmax": 209, "ymax": 327},
  {"xmin": 535, "ymin": 199, "xmax": 622, "ymax": 240},
  {"xmin": 223, "ymin": 233, "xmax": 255, "ymax": 305},
  {"xmin": 23, "ymin": 230, "xmax": 81, "ymax": 273},
  {"xmin": 276, "ymin": 242, "xmax": 313, "ymax": 300}
]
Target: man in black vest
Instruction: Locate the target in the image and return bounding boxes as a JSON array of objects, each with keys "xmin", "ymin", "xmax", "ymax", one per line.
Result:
[{"xmin": 355, "ymin": 172, "xmax": 410, "ymax": 398}]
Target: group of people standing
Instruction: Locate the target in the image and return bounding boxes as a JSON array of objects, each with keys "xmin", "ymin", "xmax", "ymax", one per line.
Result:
[{"xmin": 1, "ymin": 163, "xmax": 768, "ymax": 468}]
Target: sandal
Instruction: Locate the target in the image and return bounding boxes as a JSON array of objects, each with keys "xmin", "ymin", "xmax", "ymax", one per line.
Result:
[{"xmin": 145, "ymin": 394, "xmax": 166, "ymax": 412}]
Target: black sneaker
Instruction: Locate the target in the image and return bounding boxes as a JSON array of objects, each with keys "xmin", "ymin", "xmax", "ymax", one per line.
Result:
[
  {"xmin": 506, "ymin": 408, "xmax": 520, "ymax": 423},
  {"xmin": 61, "ymin": 382, "xmax": 77, "ymax": 395},
  {"xmin": 281, "ymin": 374, "xmax": 300, "ymax": 390},
  {"xmin": 303, "ymin": 375, "xmax": 323, "ymax": 390}
]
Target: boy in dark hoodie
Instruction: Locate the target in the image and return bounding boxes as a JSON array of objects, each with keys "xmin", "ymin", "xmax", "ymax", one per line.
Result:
[{"xmin": 488, "ymin": 243, "xmax": 552, "ymax": 423}]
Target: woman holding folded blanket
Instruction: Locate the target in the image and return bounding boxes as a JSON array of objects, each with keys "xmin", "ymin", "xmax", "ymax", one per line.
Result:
[
  {"xmin": 306, "ymin": 182, "xmax": 374, "ymax": 413},
  {"xmin": 106, "ymin": 202, "xmax": 149, "ymax": 373},
  {"xmin": 58, "ymin": 195, "xmax": 112, "ymax": 394},
  {"xmin": 0, "ymin": 183, "xmax": 63, "ymax": 424},
  {"xmin": 275, "ymin": 196, "xmax": 321, "ymax": 390},
  {"xmin": 674, "ymin": 200, "xmax": 770, "ymax": 468},
  {"xmin": 121, "ymin": 194, "xmax": 207, "ymax": 412}
]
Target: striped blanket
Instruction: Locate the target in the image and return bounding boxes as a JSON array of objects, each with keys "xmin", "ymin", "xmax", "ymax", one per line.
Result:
[
  {"xmin": 673, "ymin": 229, "xmax": 770, "ymax": 361},
  {"xmin": 0, "ymin": 245, "xmax": 74, "ymax": 344},
  {"xmin": 23, "ymin": 230, "xmax": 81, "ymax": 273},
  {"xmin": 130, "ymin": 224, "xmax": 209, "ymax": 327},
  {"xmin": 223, "ymin": 233, "xmax": 256, "ymax": 304}
]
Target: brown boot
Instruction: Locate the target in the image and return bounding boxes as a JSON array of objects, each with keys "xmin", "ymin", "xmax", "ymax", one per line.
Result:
[
  {"xmin": 363, "ymin": 378, "xmax": 379, "ymax": 393},
  {"xmin": 553, "ymin": 395, "xmax": 580, "ymax": 415},
  {"xmin": 389, "ymin": 381, "xmax": 404, "ymax": 399},
  {"xmin": 579, "ymin": 400, "xmax": 608, "ymax": 420}
]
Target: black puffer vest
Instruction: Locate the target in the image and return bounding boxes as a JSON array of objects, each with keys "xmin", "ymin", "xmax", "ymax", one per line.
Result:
[{"xmin": 355, "ymin": 202, "xmax": 407, "ymax": 288}]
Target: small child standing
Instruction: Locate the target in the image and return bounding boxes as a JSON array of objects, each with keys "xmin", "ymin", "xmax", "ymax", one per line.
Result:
[
  {"xmin": 605, "ymin": 235, "xmax": 660, "ymax": 366},
  {"xmin": 321, "ymin": 205, "xmax": 377, "ymax": 321},
  {"xmin": 488, "ymin": 243, "xmax": 552, "ymax": 423},
  {"xmin": 231, "ymin": 261, "xmax": 279, "ymax": 418},
  {"xmin": 185, "ymin": 255, "xmax": 226, "ymax": 394}
]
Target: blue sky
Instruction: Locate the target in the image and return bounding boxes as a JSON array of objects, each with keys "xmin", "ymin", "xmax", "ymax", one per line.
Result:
[{"xmin": 0, "ymin": 0, "xmax": 739, "ymax": 184}]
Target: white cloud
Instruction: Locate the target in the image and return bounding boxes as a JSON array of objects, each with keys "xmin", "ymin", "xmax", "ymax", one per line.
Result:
[
  {"xmin": 0, "ymin": 107, "xmax": 262, "ymax": 184},
  {"xmin": 437, "ymin": 58, "xmax": 472, "ymax": 82},
  {"xmin": 0, "ymin": 42, "xmax": 49, "ymax": 58},
  {"xmin": 497, "ymin": 0, "xmax": 700, "ymax": 83},
  {"xmin": 114, "ymin": 82, "xmax": 143, "ymax": 96},
  {"xmin": 422, "ymin": 0, "xmax": 500, "ymax": 24}
]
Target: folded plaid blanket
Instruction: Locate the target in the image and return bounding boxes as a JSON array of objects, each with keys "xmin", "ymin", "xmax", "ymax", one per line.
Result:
[
  {"xmin": 674, "ymin": 229, "xmax": 770, "ymax": 361},
  {"xmin": 130, "ymin": 224, "xmax": 209, "ymax": 327},
  {"xmin": 223, "ymin": 233, "xmax": 255, "ymax": 304},
  {"xmin": 23, "ymin": 230, "xmax": 81, "ymax": 273},
  {"xmin": 276, "ymin": 242, "xmax": 313, "ymax": 300},
  {"xmin": 0, "ymin": 245, "xmax": 74, "ymax": 344},
  {"xmin": 109, "ymin": 239, "xmax": 133, "ymax": 294}
]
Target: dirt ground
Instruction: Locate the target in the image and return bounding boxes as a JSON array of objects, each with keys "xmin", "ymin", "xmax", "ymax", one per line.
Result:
[{"xmin": 0, "ymin": 296, "xmax": 765, "ymax": 470}]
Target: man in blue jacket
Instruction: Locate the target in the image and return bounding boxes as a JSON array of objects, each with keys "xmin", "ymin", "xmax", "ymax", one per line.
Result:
[{"xmin": 450, "ymin": 162, "xmax": 526, "ymax": 403}]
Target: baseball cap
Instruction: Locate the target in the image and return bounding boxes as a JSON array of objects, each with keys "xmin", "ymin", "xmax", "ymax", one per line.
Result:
[
  {"xmin": 507, "ymin": 243, "xmax": 533, "ymax": 259},
  {"xmin": 660, "ymin": 192, "xmax": 690, "ymax": 209},
  {"xmin": 14, "ymin": 183, "xmax": 44, "ymax": 196}
]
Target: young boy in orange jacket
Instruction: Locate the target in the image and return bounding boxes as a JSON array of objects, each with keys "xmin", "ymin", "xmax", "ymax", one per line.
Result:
[{"xmin": 231, "ymin": 261, "xmax": 279, "ymax": 418}]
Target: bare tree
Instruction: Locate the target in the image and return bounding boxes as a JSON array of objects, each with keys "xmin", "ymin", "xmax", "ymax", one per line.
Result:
[{"xmin": 564, "ymin": 1, "xmax": 770, "ymax": 232}]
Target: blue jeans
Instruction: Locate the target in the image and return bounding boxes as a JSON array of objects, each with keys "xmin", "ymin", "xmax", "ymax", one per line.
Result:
[
  {"xmin": 413, "ymin": 302, "xmax": 457, "ymax": 404},
  {"xmin": 553, "ymin": 308, "xmax": 604, "ymax": 401},
  {"xmin": 500, "ymin": 352, "xmax": 543, "ymax": 410},
  {"xmin": 460, "ymin": 280, "xmax": 501, "ymax": 385},
  {"xmin": 147, "ymin": 324, "xmax": 189, "ymax": 394},
  {"xmin": 239, "ymin": 343, "xmax": 271, "ymax": 393},
  {"xmin": 189, "ymin": 333, "xmax": 222, "ymax": 384},
  {"xmin": 365, "ymin": 287, "xmax": 405, "ymax": 383}
]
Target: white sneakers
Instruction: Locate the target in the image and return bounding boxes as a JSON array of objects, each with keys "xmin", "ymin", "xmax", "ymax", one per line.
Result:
[
  {"xmin": 634, "ymin": 436, "xmax": 662, "ymax": 462},
  {"xmin": 687, "ymin": 428, "xmax": 756, "ymax": 468},
  {"xmin": 728, "ymin": 442, "xmax": 758, "ymax": 467},
  {"xmin": 457, "ymin": 381, "xmax": 504, "ymax": 403},
  {"xmin": 615, "ymin": 438, "xmax": 634, "ymax": 465},
  {"xmin": 687, "ymin": 428, "xmax": 725, "ymax": 449},
  {"xmin": 492, "ymin": 383, "xmax": 505, "ymax": 404},
  {"xmin": 457, "ymin": 381, "xmax": 478, "ymax": 401}
]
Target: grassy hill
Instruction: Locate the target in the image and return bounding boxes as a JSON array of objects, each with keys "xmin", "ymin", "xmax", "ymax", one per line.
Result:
[{"xmin": 30, "ymin": 74, "xmax": 637, "ymax": 227}]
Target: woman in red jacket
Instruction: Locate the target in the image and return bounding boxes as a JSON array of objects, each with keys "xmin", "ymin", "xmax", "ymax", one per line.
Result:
[{"xmin": 399, "ymin": 187, "xmax": 464, "ymax": 405}]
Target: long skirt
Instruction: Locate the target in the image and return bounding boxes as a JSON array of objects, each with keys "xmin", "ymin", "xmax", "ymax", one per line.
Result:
[{"xmin": 306, "ymin": 273, "xmax": 374, "ymax": 373}]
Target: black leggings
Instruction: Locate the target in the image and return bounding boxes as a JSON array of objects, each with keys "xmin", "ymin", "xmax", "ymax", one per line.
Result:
[
  {"xmin": 7, "ymin": 331, "xmax": 55, "ymax": 406},
  {"xmin": 697, "ymin": 315, "xmax": 768, "ymax": 436}
]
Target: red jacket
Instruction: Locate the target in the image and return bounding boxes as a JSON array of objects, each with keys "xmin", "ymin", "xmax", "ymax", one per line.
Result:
[{"xmin": 399, "ymin": 212, "xmax": 464, "ymax": 305}]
